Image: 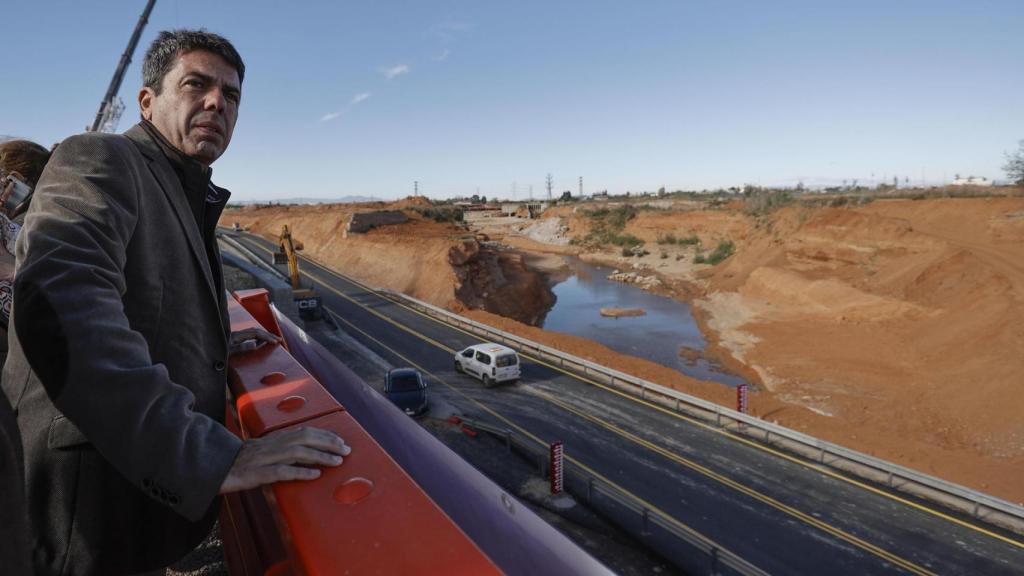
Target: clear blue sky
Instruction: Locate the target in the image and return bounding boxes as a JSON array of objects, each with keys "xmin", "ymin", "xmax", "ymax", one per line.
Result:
[{"xmin": 4, "ymin": 0, "xmax": 1023, "ymax": 201}]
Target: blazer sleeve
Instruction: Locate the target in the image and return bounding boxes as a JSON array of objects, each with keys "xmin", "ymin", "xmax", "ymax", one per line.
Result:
[{"xmin": 12, "ymin": 132, "xmax": 242, "ymax": 521}]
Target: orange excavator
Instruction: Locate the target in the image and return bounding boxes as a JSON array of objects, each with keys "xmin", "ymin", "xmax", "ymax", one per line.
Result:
[{"xmin": 273, "ymin": 225, "xmax": 324, "ymax": 321}]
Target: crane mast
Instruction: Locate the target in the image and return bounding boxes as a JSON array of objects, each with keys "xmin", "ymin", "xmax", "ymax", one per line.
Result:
[{"xmin": 89, "ymin": 0, "xmax": 157, "ymax": 133}]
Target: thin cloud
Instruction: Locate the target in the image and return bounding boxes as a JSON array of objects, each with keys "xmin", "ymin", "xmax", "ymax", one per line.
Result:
[
  {"xmin": 429, "ymin": 20, "xmax": 475, "ymax": 42},
  {"xmin": 319, "ymin": 112, "xmax": 341, "ymax": 122},
  {"xmin": 382, "ymin": 64, "xmax": 410, "ymax": 80},
  {"xmin": 432, "ymin": 48, "xmax": 451, "ymax": 62},
  {"xmin": 351, "ymin": 92, "xmax": 371, "ymax": 105}
]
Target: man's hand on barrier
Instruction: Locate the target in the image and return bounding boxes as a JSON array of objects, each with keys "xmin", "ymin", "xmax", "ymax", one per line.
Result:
[
  {"xmin": 219, "ymin": 426, "xmax": 351, "ymax": 493},
  {"xmin": 229, "ymin": 326, "xmax": 282, "ymax": 355}
]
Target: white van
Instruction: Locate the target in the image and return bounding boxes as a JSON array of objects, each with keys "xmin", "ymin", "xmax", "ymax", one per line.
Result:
[{"xmin": 454, "ymin": 343, "xmax": 521, "ymax": 386}]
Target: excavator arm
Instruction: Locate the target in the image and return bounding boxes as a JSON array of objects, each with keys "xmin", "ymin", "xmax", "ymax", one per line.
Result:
[{"xmin": 273, "ymin": 225, "xmax": 325, "ymax": 321}]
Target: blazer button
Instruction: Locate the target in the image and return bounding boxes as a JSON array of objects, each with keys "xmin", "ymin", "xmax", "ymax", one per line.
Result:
[{"xmin": 213, "ymin": 360, "xmax": 226, "ymax": 372}]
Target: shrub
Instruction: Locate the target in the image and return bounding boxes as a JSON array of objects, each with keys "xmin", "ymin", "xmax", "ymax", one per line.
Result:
[
  {"xmin": 412, "ymin": 206, "xmax": 464, "ymax": 223},
  {"xmin": 606, "ymin": 205, "xmax": 638, "ymax": 229},
  {"xmin": 694, "ymin": 254, "xmax": 706, "ymax": 264},
  {"xmin": 660, "ymin": 251, "xmax": 668, "ymax": 259},
  {"xmin": 704, "ymin": 240, "xmax": 735, "ymax": 265},
  {"xmin": 745, "ymin": 189, "xmax": 794, "ymax": 215},
  {"xmin": 657, "ymin": 232, "xmax": 700, "ymax": 245},
  {"xmin": 582, "ymin": 205, "xmax": 643, "ymax": 249},
  {"xmin": 614, "ymin": 233, "xmax": 643, "ymax": 247}
]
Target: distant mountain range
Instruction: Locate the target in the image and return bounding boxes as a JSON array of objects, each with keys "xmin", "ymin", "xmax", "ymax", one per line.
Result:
[{"xmin": 228, "ymin": 196, "xmax": 383, "ymax": 206}]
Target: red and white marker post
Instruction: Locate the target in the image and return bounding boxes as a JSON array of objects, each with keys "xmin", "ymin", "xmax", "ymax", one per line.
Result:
[
  {"xmin": 737, "ymin": 384, "xmax": 749, "ymax": 414},
  {"xmin": 550, "ymin": 441, "xmax": 564, "ymax": 495}
]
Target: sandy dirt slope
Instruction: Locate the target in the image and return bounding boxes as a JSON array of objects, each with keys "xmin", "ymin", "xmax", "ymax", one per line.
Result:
[
  {"xmin": 222, "ymin": 201, "xmax": 554, "ymax": 325},
  {"xmin": 225, "ymin": 202, "xmax": 461, "ymax": 307},
  {"xmin": 697, "ymin": 199, "xmax": 1024, "ymax": 475},
  {"xmin": 473, "ymin": 196, "xmax": 1024, "ymax": 501}
]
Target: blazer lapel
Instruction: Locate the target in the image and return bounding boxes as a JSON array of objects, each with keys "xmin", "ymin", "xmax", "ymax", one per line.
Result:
[{"xmin": 124, "ymin": 125, "xmax": 219, "ymax": 308}]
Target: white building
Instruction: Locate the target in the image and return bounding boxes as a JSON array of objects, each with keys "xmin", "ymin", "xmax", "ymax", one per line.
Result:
[{"xmin": 952, "ymin": 175, "xmax": 993, "ymax": 187}]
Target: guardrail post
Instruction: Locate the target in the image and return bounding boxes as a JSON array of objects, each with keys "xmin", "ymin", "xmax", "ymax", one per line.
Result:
[
  {"xmin": 640, "ymin": 385, "xmax": 646, "ymax": 400},
  {"xmin": 675, "ymin": 398, "xmax": 680, "ymax": 411},
  {"xmin": 709, "ymin": 548, "xmax": 720, "ymax": 575},
  {"xmin": 587, "ymin": 478, "xmax": 594, "ymax": 503},
  {"xmin": 641, "ymin": 508, "xmax": 650, "ymax": 536},
  {"xmin": 504, "ymin": 431, "xmax": 512, "ymax": 451}
]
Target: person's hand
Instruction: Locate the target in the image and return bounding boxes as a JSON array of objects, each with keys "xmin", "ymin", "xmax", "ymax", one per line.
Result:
[
  {"xmin": 219, "ymin": 426, "xmax": 351, "ymax": 493},
  {"xmin": 229, "ymin": 326, "xmax": 282, "ymax": 355}
]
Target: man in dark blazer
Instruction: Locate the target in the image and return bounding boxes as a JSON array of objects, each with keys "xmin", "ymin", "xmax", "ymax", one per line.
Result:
[{"xmin": 2, "ymin": 30, "xmax": 350, "ymax": 576}]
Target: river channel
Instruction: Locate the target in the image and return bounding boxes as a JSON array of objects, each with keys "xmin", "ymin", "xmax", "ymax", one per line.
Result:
[{"xmin": 541, "ymin": 256, "xmax": 747, "ymax": 387}]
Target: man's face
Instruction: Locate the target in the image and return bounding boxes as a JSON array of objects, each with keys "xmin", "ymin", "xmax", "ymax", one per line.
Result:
[{"xmin": 138, "ymin": 50, "xmax": 241, "ymax": 166}]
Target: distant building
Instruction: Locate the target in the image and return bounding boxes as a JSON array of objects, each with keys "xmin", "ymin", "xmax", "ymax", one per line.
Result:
[
  {"xmin": 501, "ymin": 202, "xmax": 548, "ymax": 218},
  {"xmin": 952, "ymin": 175, "xmax": 993, "ymax": 187}
]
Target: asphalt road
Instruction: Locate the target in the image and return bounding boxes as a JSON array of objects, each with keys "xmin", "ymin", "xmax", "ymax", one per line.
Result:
[{"xmin": 223, "ymin": 230, "xmax": 1024, "ymax": 576}]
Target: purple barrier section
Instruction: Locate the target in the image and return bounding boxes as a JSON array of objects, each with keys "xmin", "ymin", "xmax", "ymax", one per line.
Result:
[{"xmin": 273, "ymin": 308, "xmax": 613, "ymax": 576}]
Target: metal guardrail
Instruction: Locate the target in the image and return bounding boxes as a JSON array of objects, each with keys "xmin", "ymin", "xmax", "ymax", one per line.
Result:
[
  {"xmin": 383, "ymin": 289, "xmax": 1024, "ymax": 536},
  {"xmin": 459, "ymin": 416, "xmax": 769, "ymax": 576}
]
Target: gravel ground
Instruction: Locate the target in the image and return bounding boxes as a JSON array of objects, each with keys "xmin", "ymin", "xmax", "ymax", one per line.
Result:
[
  {"xmin": 167, "ymin": 525, "xmax": 228, "ymax": 576},
  {"xmin": 519, "ymin": 216, "xmax": 571, "ymax": 245}
]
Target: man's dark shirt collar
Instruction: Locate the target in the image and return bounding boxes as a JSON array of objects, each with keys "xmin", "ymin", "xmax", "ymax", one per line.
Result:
[{"xmin": 139, "ymin": 120, "xmax": 212, "ymax": 207}]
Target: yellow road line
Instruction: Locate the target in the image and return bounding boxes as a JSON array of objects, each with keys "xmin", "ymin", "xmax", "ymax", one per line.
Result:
[
  {"xmin": 237, "ymin": 234, "xmax": 1023, "ymax": 552},
  {"xmin": 531, "ymin": 388, "xmax": 934, "ymax": 576},
  {"xmin": 319, "ymin": 306, "xmax": 758, "ymax": 571}
]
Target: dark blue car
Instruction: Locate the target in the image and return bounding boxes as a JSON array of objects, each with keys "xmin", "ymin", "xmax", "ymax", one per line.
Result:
[{"xmin": 384, "ymin": 368, "xmax": 428, "ymax": 417}]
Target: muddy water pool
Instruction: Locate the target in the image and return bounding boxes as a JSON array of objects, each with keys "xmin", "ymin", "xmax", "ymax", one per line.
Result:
[{"xmin": 542, "ymin": 256, "xmax": 747, "ymax": 387}]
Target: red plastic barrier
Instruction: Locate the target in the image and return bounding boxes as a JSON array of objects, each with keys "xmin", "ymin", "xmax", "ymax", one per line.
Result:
[
  {"xmin": 232, "ymin": 289, "xmax": 284, "ymax": 341},
  {"xmin": 221, "ymin": 291, "xmax": 501, "ymax": 576},
  {"xmin": 228, "ymin": 340, "xmax": 342, "ymax": 438},
  {"xmin": 219, "ymin": 404, "xmax": 290, "ymax": 576}
]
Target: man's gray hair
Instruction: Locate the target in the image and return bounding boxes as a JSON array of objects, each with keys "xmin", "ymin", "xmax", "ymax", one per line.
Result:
[{"xmin": 142, "ymin": 29, "xmax": 245, "ymax": 93}]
